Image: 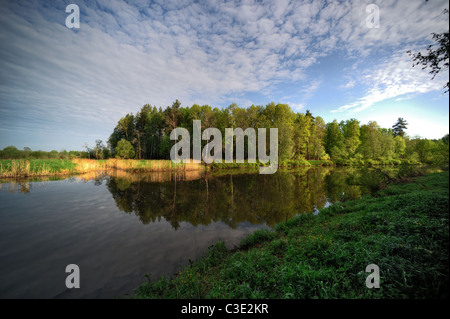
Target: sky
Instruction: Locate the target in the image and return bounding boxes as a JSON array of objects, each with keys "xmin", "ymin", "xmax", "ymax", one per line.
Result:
[{"xmin": 0, "ymin": 0, "xmax": 448, "ymax": 151}]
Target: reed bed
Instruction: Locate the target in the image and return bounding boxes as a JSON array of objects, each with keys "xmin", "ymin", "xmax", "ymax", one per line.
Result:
[
  {"xmin": 0, "ymin": 159, "xmax": 205, "ymax": 178},
  {"xmin": 71, "ymin": 159, "xmax": 108, "ymax": 172},
  {"xmin": 0, "ymin": 159, "xmax": 76, "ymax": 178},
  {"xmin": 104, "ymin": 159, "xmax": 204, "ymax": 172}
]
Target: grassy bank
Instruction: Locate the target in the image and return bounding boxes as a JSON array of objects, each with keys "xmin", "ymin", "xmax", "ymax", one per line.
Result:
[
  {"xmin": 133, "ymin": 171, "xmax": 449, "ymax": 299},
  {"xmin": 0, "ymin": 159, "xmax": 205, "ymax": 178}
]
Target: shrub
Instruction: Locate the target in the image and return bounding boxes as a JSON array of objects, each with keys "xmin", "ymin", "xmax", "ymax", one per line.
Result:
[{"xmin": 115, "ymin": 139, "xmax": 135, "ymax": 159}]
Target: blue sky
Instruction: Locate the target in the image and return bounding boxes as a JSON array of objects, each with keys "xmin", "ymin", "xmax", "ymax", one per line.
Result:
[{"xmin": 0, "ymin": 0, "xmax": 448, "ymax": 151}]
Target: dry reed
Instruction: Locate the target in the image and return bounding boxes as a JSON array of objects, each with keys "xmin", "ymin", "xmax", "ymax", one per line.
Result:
[{"xmin": 0, "ymin": 159, "xmax": 205, "ymax": 178}]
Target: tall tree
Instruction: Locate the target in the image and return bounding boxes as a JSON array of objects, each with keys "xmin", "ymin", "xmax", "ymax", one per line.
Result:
[
  {"xmin": 132, "ymin": 129, "xmax": 143, "ymax": 160},
  {"xmin": 305, "ymin": 110, "xmax": 315, "ymax": 160},
  {"xmin": 271, "ymin": 103, "xmax": 295, "ymax": 161},
  {"xmin": 117, "ymin": 114, "xmax": 135, "ymax": 141},
  {"xmin": 164, "ymin": 99, "xmax": 182, "ymax": 131},
  {"xmin": 358, "ymin": 121, "xmax": 383, "ymax": 159},
  {"xmin": 341, "ymin": 118, "xmax": 361, "ymax": 157},
  {"xmin": 310, "ymin": 116, "xmax": 327, "ymax": 160},
  {"xmin": 394, "ymin": 135, "xmax": 406, "ymax": 157},
  {"xmin": 325, "ymin": 120, "xmax": 344, "ymax": 160},
  {"xmin": 392, "ymin": 117, "xmax": 408, "ymax": 137},
  {"xmin": 293, "ymin": 113, "xmax": 311, "ymax": 160}
]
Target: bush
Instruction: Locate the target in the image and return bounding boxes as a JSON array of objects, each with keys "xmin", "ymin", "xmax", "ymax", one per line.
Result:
[{"xmin": 115, "ymin": 139, "xmax": 135, "ymax": 159}]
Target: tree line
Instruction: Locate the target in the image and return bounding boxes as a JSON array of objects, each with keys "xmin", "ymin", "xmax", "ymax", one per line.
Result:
[
  {"xmin": 107, "ymin": 100, "xmax": 449, "ymax": 167},
  {"xmin": 0, "ymin": 146, "xmax": 91, "ymax": 160},
  {"xmin": 0, "ymin": 140, "xmax": 110, "ymax": 160},
  {"xmin": 1, "ymin": 101, "xmax": 447, "ymax": 167}
]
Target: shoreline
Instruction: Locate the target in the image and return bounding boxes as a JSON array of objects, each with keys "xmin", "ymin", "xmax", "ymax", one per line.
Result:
[
  {"xmin": 131, "ymin": 171, "xmax": 449, "ymax": 299},
  {"xmin": 0, "ymin": 158, "xmax": 427, "ymax": 179},
  {"xmin": 0, "ymin": 158, "xmax": 206, "ymax": 179}
]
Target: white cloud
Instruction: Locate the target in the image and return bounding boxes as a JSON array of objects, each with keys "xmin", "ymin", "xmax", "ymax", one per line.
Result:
[
  {"xmin": 0, "ymin": 0, "xmax": 448, "ymax": 149},
  {"xmin": 332, "ymin": 51, "xmax": 449, "ymax": 113},
  {"xmin": 340, "ymin": 79, "xmax": 356, "ymax": 89},
  {"xmin": 286, "ymin": 102, "xmax": 307, "ymax": 112}
]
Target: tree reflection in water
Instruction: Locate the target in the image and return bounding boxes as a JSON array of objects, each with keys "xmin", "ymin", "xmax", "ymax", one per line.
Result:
[
  {"xmin": 1, "ymin": 166, "xmax": 433, "ymax": 229},
  {"xmin": 105, "ymin": 167, "xmax": 369, "ymax": 229}
]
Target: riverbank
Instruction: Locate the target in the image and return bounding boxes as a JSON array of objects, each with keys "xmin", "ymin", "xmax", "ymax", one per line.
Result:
[
  {"xmin": 210, "ymin": 158, "xmax": 421, "ymax": 171},
  {"xmin": 0, "ymin": 157, "xmax": 429, "ymax": 178},
  {"xmin": 0, "ymin": 157, "xmax": 436, "ymax": 179},
  {"xmin": 132, "ymin": 171, "xmax": 449, "ymax": 299},
  {"xmin": 0, "ymin": 159, "xmax": 205, "ymax": 178}
]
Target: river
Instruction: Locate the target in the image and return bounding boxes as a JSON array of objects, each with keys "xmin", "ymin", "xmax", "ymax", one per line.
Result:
[{"xmin": 0, "ymin": 166, "xmax": 420, "ymax": 298}]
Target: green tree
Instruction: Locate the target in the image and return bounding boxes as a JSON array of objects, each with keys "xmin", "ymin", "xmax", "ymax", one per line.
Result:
[
  {"xmin": 118, "ymin": 114, "xmax": 135, "ymax": 141},
  {"xmin": 2, "ymin": 146, "xmax": 21, "ymax": 159},
  {"xmin": 115, "ymin": 139, "xmax": 135, "ymax": 159},
  {"xmin": 415, "ymin": 138, "xmax": 435, "ymax": 163},
  {"xmin": 341, "ymin": 118, "xmax": 361, "ymax": 157},
  {"xmin": 164, "ymin": 99, "xmax": 182, "ymax": 131},
  {"xmin": 393, "ymin": 135, "xmax": 406, "ymax": 157},
  {"xmin": 392, "ymin": 117, "xmax": 408, "ymax": 137},
  {"xmin": 59, "ymin": 150, "xmax": 69, "ymax": 159},
  {"xmin": 267, "ymin": 102, "xmax": 295, "ymax": 161},
  {"xmin": 379, "ymin": 129, "xmax": 395, "ymax": 159},
  {"xmin": 23, "ymin": 147, "xmax": 32, "ymax": 158},
  {"xmin": 49, "ymin": 150, "xmax": 59, "ymax": 158},
  {"xmin": 429, "ymin": 135, "xmax": 449, "ymax": 168},
  {"xmin": 108, "ymin": 127, "xmax": 123, "ymax": 157},
  {"xmin": 93, "ymin": 139, "xmax": 105, "ymax": 160},
  {"xmin": 325, "ymin": 120, "xmax": 345, "ymax": 160},
  {"xmin": 134, "ymin": 104, "xmax": 153, "ymax": 159},
  {"xmin": 293, "ymin": 113, "xmax": 312, "ymax": 160},
  {"xmin": 132, "ymin": 129, "xmax": 143, "ymax": 160},
  {"xmin": 358, "ymin": 122, "xmax": 383, "ymax": 159},
  {"xmin": 310, "ymin": 116, "xmax": 327, "ymax": 160}
]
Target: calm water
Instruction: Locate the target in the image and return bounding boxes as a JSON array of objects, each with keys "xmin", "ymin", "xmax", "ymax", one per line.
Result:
[{"xmin": 0, "ymin": 167, "xmax": 406, "ymax": 298}]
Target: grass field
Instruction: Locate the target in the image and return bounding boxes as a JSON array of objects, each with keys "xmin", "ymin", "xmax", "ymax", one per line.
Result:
[{"xmin": 132, "ymin": 171, "xmax": 449, "ymax": 299}]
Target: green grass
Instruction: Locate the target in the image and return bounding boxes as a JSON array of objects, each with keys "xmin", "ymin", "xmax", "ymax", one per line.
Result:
[
  {"xmin": 0, "ymin": 159, "xmax": 77, "ymax": 177},
  {"xmin": 132, "ymin": 171, "xmax": 449, "ymax": 299},
  {"xmin": 28, "ymin": 159, "xmax": 77, "ymax": 173}
]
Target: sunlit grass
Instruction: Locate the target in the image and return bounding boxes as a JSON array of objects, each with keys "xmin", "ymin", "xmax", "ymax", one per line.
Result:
[
  {"xmin": 105, "ymin": 159, "xmax": 204, "ymax": 171},
  {"xmin": 0, "ymin": 159, "xmax": 77, "ymax": 177},
  {"xmin": 0, "ymin": 159, "xmax": 205, "ymax": 178}
]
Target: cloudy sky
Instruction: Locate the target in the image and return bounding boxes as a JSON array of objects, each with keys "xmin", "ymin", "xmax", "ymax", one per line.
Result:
[{"xmin": 0, "ymin": 0, "xmax": 448, "ymax": 151}]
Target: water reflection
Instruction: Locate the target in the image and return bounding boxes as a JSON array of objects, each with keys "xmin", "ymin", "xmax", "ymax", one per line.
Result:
[
  {"xmin": 0, "ymin": 167, "xmax": 408, "ymax": 228},
  {"xmin": 104, "ymin": 167, "xmax": 370, "ymax": 230}
]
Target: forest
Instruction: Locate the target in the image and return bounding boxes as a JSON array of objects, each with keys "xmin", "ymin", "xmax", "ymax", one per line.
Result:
[
  {"xmin": 1, "ymin": 100, "xmax": 448, "ymax": 168},
  {"xmin": 106, "ymin": 100, "xmax": 449, "ymax": 167}
]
